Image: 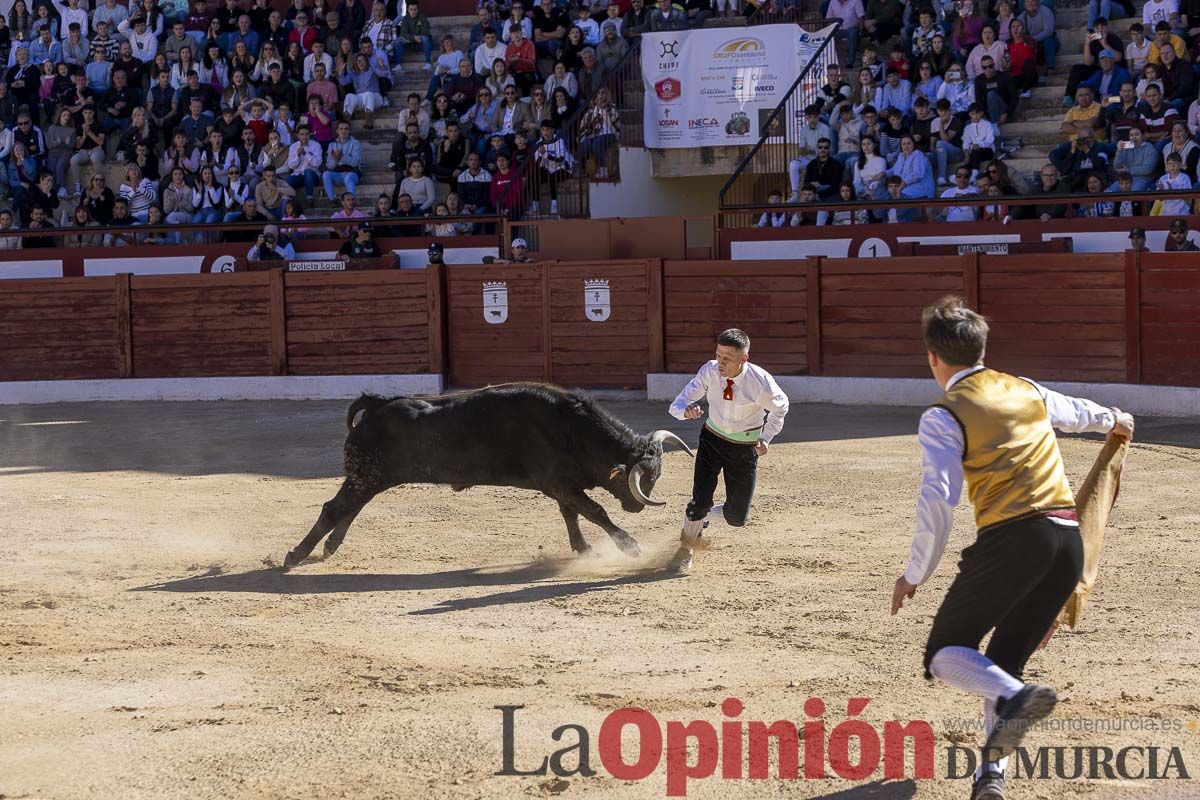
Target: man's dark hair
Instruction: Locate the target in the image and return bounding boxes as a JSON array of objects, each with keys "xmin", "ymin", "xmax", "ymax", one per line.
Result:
[
  {"xmin": 922, "ymin": 296, "xmax": 988, "ymax": 366},
  {"xmin": 717, "ymin": 328, "xmax": 750, "ymax": 353}
]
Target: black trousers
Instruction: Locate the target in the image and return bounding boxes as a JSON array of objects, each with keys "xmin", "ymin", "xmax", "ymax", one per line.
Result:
[
  {"xmin": 923, "ymin": 514, "xmax": 1084, "ymax": 679},
  {"xmin": 685, "ymin": 425, "xmax": 758, "ymax": 526}
]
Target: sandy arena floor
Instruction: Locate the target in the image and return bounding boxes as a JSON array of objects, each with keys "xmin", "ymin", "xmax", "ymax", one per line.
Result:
[{"xmin": 0, "ymin": 398, "xmax": 1197, "ymax": 800}]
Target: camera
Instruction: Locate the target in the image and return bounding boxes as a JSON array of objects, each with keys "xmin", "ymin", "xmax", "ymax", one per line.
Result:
[{"xmin": 264, "ymin": 234, "xmax": 276, "ymax": 246}]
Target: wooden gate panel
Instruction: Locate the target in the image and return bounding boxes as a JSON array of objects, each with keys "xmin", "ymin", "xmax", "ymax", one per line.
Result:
[
  {"xmin": 979, "ymin": 254, "xmax": 1127, "ymax": 383},
  {"xmin": 0, "ymin": 277, "xmax": 119, "ymax": 381},
  {"xmin": 820, "ymin": 258, "xmax": 964, "ymax": 378},
  {"xmin": 285, "ymin": 271, "xmax": 431, "ymax": 376},
  {"xmin": 548, "ymin": 261, "xmax": 649, "ymax": 388},
  {"xmin": 1138, "ymin": 254, "xmax": 1200, "ymax": 387},
  {"xmin": 446, "ymin": 265, "xmax": 546, "ymax": 387},
  {"xmin": 131, "ymin": 274, "xmax": 272, "ymax": 378},
  {"xmin": 663, "ymin": 260, "xmax": 808, "ymax": 375}
]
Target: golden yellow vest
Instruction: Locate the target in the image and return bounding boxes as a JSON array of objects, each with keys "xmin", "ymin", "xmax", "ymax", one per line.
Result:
[{"xmin": 933, "ymin": 368, "xmax": 1075, "ymax": 533}]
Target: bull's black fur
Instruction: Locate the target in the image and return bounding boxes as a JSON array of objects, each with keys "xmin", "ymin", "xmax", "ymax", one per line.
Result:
[{"xmin": 283, "ymin": 383, "xmax": 674, "ymax": 569}]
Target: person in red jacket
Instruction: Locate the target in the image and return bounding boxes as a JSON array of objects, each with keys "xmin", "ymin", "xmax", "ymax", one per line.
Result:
[
  {"xmin": 489, "ymin": 152, "xmax": 523, "ymax": 217},
  {"xmin": 505, "ymin": 25, "xmax": 538, "ymax": 95},
  {"xmin": 288, "ymin": 11, "xmax": 317, "ymax": 55}
]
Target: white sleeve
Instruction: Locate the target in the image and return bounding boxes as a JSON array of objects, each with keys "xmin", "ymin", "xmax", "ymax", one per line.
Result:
[
  {"xmin": 1026, "ymin": 379, "xmax": 1116, "ymax": 434},
  {"xmin": 904, "ymin": 407, "xmax": 964, "ymax": 586},
  {"xmin": 669, "ymin": 367, "xmax": 709, "ymax": 420},
  {"xmin": 757, "ymin": 374, "xmax": 790, "ymax": 443}
]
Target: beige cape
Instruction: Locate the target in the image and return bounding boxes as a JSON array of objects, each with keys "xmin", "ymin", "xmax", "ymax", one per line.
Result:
[{"xmin": 1057, "ymin": 436, "xmax": 1129, "ymax": 628}]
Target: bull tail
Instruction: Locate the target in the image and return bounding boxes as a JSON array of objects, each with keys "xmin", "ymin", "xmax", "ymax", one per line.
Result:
[{"xmin": 346, "ymin": 393, "xmax": 391, "ymax": 431}]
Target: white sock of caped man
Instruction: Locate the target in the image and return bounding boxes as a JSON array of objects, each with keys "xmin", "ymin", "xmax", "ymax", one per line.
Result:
[{"xmin": 929, "ymin": 646, "xmax": 1024, "ymax": 702}]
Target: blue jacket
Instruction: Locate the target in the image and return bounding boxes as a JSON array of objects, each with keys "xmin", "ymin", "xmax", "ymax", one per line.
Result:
[{"xmin": 1081, "ymin": 65, "xmax": 1132, "ymax": 101}]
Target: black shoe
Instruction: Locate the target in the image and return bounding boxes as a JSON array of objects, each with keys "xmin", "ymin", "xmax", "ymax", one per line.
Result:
[
  {"xmin": 971, "ymin": 771, "xmax": 1005, "ymax": 800},
  {"xmin": 983, "ymin": 684, "xmax": 1057, "ymax": 760}
]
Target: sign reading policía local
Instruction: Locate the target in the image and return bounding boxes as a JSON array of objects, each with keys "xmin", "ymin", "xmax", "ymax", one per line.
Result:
[{"xmin": 641, "ymin": 24, "xmax": 838, "ymax": 149}]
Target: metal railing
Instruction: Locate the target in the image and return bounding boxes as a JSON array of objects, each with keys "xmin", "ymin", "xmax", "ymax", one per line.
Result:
[
  {"xmin": 747, "ymin": 0, "xmax": 829, "ymax": 26},
  {"xmin": 717, "ymin": 187, "xmax": 1200, "ymax": 229},
  {"xmin": 717, "ymin": 19, "xmax": 841, "ymax": 209},
  {"xmin": 0, "ymin": 213, "xmax": 504, "ymax": 249},
  {"xmin": 510, "ymin": 38, "xmax": 644, "ymax": 222}
]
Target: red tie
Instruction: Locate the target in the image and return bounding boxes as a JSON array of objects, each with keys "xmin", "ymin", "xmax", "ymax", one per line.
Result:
[{"xmin": 723, "ymin": 378, "xmax": 734, "ymax": 401}]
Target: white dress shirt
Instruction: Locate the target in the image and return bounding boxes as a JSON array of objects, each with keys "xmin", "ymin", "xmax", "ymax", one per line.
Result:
[
  {"xmin": 669, "ymin": 360, "xmax": 790, "ymax": 443},
  {"xmin": 904, "ymin": 365, "xmax": 1116, "ymax": 586},
  {"xmin": 940, "ymin": 185, "xmax": 979, "ymax": 222}
]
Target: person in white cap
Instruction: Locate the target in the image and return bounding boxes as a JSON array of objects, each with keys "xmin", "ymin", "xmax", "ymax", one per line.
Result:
[
  {"xmin": 665, "ymin": 328, "xmax": 789, "ymax": 574},
  {"xmin": 509, "ymin": 237, "xmax": 535, "ymax": 262}
]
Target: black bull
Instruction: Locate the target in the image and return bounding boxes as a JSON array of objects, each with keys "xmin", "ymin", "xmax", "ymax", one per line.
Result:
[{"xmin": 283, "ymin": 383, "xmax": 693, "ymax": 569}]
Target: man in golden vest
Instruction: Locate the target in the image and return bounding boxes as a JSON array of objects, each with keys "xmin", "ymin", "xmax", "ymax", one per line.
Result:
[{"xmin": 891, "ymin": 297, "xmax": 1134, "ymax": 800}]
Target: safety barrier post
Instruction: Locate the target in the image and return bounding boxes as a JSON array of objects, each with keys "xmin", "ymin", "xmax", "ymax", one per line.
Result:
[
  {"xmin": 963, "ymin": 251, "xmax": 980, "ymax": 310},
  {"xmin": 647, "ymin": 259, "xmax": 665, "ymax": 374},
  {"xmin": 426, "ymin": 260, "xmax": 446, "ymax": 376},
  {"xmin": 114, "ymin": 273, "xmax": 133, "ymax": 379},
  {"xmin": 806, "ymin": 257, "xmax": 822, "ymax": 376},
  {"xmin": 1125, "ymin": 249, "xmax": 1142, "ymax": 384},
  {"xmin": 269, "ymin": 268, "xmax": 287, "ymax": 376}
]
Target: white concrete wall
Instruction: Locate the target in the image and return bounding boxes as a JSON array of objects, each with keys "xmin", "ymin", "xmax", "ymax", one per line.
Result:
[
  {"xmin": 588, "ymin": 148, "xmax": 726, "ymax": 219},
  {"xmin": 648, "ymin": 374, "xmax": 1200, "ymax": 418},
  {"xmin": 0, "ymin": 374, "xmax": 443, "ymax": 404}
]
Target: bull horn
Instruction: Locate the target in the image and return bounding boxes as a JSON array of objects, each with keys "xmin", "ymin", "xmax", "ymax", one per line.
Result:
[
  {"xmin": 627, "ymin": 463, "xmax": 665, "ymax": 507},
  {"xmin": 651, "ymin": 429, "xmax": 695, "ymax": 458}
]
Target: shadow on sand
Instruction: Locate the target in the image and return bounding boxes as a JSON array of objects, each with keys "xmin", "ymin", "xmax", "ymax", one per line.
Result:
[
  {"xmin": 132, "ymin": 557, "xmax": 680, "ymax": 615},
  {"xmin": 812, "ymin": 780, "xmax": 918, "ymax": 800}
]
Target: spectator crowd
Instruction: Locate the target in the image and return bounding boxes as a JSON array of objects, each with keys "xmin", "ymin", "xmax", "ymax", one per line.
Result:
[
  {"xmin": 763, "ymin": 0, "xmax": 1200, "ymax": 224},
  {"xmin": 0, "ymin": 0, "xmax": 662, "ymax": 247}
]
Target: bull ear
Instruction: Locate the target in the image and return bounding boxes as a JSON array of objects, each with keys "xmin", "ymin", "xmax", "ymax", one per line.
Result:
[{"xmin": 608, "ymin": 465, "xmax": 626, "ymax": 481}]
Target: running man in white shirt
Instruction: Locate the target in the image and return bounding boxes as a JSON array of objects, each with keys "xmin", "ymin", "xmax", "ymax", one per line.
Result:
[
  {"xmin": 891, "ymin": 297, "xmax": 1134, "ymax": 800},
  {"xmin": 666, "ymin": 329, "xmax": 789, "ymax": 574}
]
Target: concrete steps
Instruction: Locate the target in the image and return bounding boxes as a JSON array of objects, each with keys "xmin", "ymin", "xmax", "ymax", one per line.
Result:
[{"xmin": 988, "ymin": 0, "xmax": 1144, "ymax": 179}]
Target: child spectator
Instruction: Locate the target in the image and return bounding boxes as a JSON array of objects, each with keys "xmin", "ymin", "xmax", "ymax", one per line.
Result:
[
  {"xmin": 880, "ymin": 174, "xmax": 918, "ymax": 221},
  {"xmin": 962, "ymin": 102, "xmax": 996, "ymax": 170},
  {"xmin": 885, "ymin": 42, "xmax": 910, "ymax": 80},
  {"xmin": 1155, "ymin": 151, "xmax": 1192, "ymax": 215},
  {"xmin": 830, "ymin": 183, "xmax": 869, "ymax": 224},
  {"xmin": 755, "ymin": 189, "xmax": 798, "ymax": 227}
]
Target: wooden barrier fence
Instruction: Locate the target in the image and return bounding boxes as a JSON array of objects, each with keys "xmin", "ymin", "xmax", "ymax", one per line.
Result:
[{"xmin": 2, "ymin": 253, "xmax": 1199, "ymax": 389}]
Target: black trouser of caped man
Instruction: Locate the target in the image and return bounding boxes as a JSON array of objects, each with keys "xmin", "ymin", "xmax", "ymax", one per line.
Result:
[
  {"xmin": 923, "ymin": 514, "xmax": 1084, "ymax": 679},
  {"xmin": 685, "ymin": 424, "xmax": 759, "ymax": 526}
]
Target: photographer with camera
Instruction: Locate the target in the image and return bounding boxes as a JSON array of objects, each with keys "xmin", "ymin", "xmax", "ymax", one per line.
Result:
[
  {"xmin": 338, "ymin": 221, "xmax": 384, "ymax": 261},
  {"xmin": 247, "ymin": 224, "xmax": 297, "ymax": 263}
]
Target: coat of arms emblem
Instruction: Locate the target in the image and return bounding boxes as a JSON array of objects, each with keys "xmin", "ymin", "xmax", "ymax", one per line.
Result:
[
  {"xmin": 483, "ymin": 281, "xmax": 508, "ymax": 324},
  {"xmin": 584, "ymin": 279, "xmax": 611, "ymax": 322}
]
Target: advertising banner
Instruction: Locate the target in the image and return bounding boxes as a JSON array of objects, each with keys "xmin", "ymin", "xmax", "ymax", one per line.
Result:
[{"xmin": 641, "ymin": 23, "xmax": 838, "ymax": 149}]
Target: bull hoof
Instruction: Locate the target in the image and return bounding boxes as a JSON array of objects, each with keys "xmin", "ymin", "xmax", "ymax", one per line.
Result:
[
  {"xmin": 282, "ymin": 551, "xmax": 301, "ymax": 571},
  {"xmin": 574, "ymin": 544, "xmax": 597, "ymax": 558},
  {"xmin": 613, "ymin": 534, "xmax": 642, "ymax": 558}
]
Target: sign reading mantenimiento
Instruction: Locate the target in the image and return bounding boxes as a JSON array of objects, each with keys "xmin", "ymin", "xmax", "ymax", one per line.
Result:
[{"xmin": 641, "ymin": 24, "xmax": 838, "ymax": 149}]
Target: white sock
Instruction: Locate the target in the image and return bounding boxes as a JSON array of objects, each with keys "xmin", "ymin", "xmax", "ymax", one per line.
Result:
[
  {"xmin": 929, "ymin": 646, "xmax": 1023, "ymax": 703},
  {"xmin": 705, "ymin": 504, "xmax": 724, "ymax": 524},
  {"xmin": 975, "ymin": 697, "xmax": 1010, "ymax": 779},
  {"xmin": 682, "ymin": 517, "xmax": 704, "ymax": 538}
]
